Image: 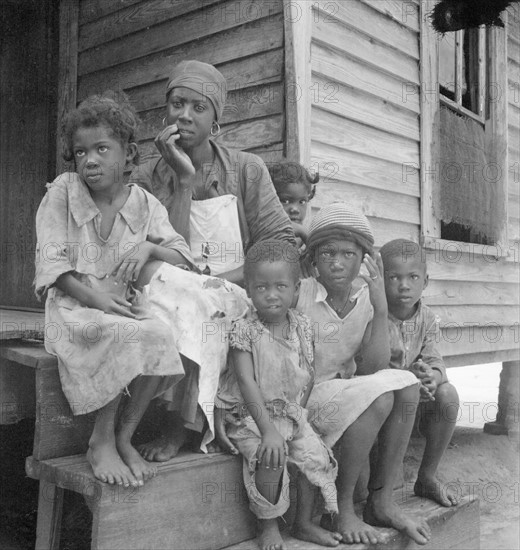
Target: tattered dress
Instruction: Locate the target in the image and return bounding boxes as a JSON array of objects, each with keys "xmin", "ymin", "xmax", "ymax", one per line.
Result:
[{"xmin": 296, "ymin": 278, "xmax": 418, "ymax": 447}]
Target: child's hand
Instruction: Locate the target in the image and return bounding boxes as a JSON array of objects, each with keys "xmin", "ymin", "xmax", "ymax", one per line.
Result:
[
  {"xmin": 90, "ymin": 292, "xmax": 136, "ymax": 318},
  {"xmin": 112, "ymin": 241, "xmax": 154, "ymax": 285},
  {"xmin": 359, "ymin": 253, "xmax": 387, "ymax": 313},
  {"xmin": 419, "ymin": 383, "xmax": 435, "ymax": 402},
  {"xmin": 257, "ymin": 427, "xmax": 287, "ymax": 470},
  {"xmin": 412, "ymin": 360, "xmax": 437, "ymax": 400},
  {"xmin": 293, "ymin": 222, "xmax": 308, "ymax": 244},
  {"xmin": 213, "ymin": 407, "xmax": 239, "ymax": 455},
  {"xmin": 155, "ymin": 124, "xmax": 196, "ymax": 180}
]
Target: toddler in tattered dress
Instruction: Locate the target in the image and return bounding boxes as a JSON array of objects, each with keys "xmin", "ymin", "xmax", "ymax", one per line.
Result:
[
  {"xmin": 217, "ymin": 241, "xmax": 338, "ymax": 550},
  {"xmin": 34, "ymin": 92, "xmax": 194, "ymax": 488}
]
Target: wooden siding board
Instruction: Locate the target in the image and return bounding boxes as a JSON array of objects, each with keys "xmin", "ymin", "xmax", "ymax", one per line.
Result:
[
  {"xmin": 437, "ymin": 326, "xmax": 519, "ymax": 358},
  {"xmin": 313, "ymin": 0, "xmax": 419, "ymax": 59},
  {"xmin": 310, "ymin": 140, "xmax": 420, "ymax": 197},
  {"xmin": 312, "ymin": 42, "xmax": 420, "ymax": 115},
  {"xmin": 424, "ymin": 280, "xmax": 520, "ymax": 306},
  {"xmin": 309, "ymin": 74, "xmax": 420, "ymax": 141},
  {"xmin": 79, "ymin": 0, "xmax": 223, "ymax": 51},
  {"xmin": 78, "ymin": 0, "xmax": 283, "ymax": 75},
  {"xmin": 79, "ymin": 0, "xmax": 141, "ymax": 25},
  {"xmin": 431, "ymin": 305, "xmax": 519, "ymax": 327},
  {"xmin": 77, "ymin": 16, "xmax": 284, "ymax": 99},
  {"xmin": 313, "ymin": 12, "xmax": 419, "ymax": 84},
  {"xmin": 127, "ymin": 50, "xmax": 283, "ymax": 115},
  {"xmin": 312, "ymin": 179, "xmax": 420, "ymax": 225},
  {"xmin": 312, "ymin": 106, "xmax": 420, "ymax": 168},
  {"xmin": 426, "ymin": 256, "xmax": 519, "ymax": 284},
  {"xmin": 360, "ymin": 0, "xmax": 420, "ymax": 33}
]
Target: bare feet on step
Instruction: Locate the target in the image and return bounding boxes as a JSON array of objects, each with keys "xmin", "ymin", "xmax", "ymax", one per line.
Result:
[
  {"xmin": 292, "ymin": 520, "xmax": 342, "ymax": 547},
  {"xmin": 336, "ymin": 510, "xmax": 384, "ymax": 545},
  {"xmin": 137, "ymin": 434, "xmax": 185, "ymax": 462},
  {"xmin": 116, "ymin": 438, "xmax": 157, "ymax": 485},
  {"xmin": 414, "ymin": 476, "xmax": 459, "ymax": 506},
  {"xmin": 258, "ymin": 519, "xmax": 287, "ymax": 550},
  {"xmin": 364, "ymin": 491, "xmax": 431, "ymax": 545},
  {"xmin": 86, "ymin": 442, "xmax": 137, "ymax": 487}
]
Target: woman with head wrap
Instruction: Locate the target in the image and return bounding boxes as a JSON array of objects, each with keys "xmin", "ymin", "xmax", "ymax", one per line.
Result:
[
  {"xmin": 131, "ymin": 60, "xmax": 294, "ymax": 284},
  {"xmin": 130, "ymin": 60, "xmax": 294, "ymax": 462},
  {"xmin": 286, "ymin": 203, "xmax": 432, "ymax": 547}
]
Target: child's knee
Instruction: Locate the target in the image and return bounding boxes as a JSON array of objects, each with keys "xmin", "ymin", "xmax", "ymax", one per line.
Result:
[
  {"xmin": 372, "ymin": 392, "xmax": 394, "ymax": 415},
  {"xmin": 435, "ymin": 382, "xmax": 459, "ymax": 406}
]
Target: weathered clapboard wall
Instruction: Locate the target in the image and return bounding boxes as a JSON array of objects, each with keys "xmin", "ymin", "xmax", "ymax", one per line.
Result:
[
  {"xmin": 288, "ymin": 0, "xmax": 519, "ymax": 367},
  {"xmin": 507, "ymin": 5, "xmax": 520, "ymax": 250},
  {"xmin": 62, "ymin": 0, "xmax": 286, "ymax": 170}
]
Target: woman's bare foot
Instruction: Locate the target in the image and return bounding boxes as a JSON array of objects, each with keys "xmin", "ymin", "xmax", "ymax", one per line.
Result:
[
  {"xmin": 86, "ymin": 442, "xmax": 137, "ymax": 487},
  {"xmin": 258, "ymin": 518, "xmax": 286, "ymax": 550},
  {"xmin": 364, "ymin": 491, "xmax": 431, "ymax": 545},
  {"xmin": 116, "ymin": 438, "xmax": 157, "ymax": 485},
  {"xmin": 415, "ymin": 476, "xmax": 459, "ymax": 507},
  {"xmin": 292, "ymin": 520, "xmax": 341, "ymax": 547}
]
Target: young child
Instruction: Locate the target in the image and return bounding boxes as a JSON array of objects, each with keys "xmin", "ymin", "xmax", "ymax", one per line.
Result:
[
  {"xmin": 218, "ymin": 241, "xmax": 339, "ymax": 550},
  {"xmin": 380, "ymin": 238, "xmax": 460, "ymax": 507},
  {"xmin": 268, "ymin": 160, "xmax": 318, "ymax": 248},
  {"xmin": 34, "ymin": 92, "xmax": 194, "ymax": 488}
]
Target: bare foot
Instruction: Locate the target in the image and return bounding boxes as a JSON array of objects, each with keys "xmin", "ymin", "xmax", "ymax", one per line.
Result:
[
  {"xmin": 364, "ymin": 492, "xmax": 431, "ymax": 545},
  {"xmin": 86, "ymin": 442, "xmax": 137, "ymax": 487},
  {"xmin": 292, "ymin": 521, "xmax": 341, "ymax": 547},
  {"xmin": 336, "ymin": 510, "xmax": 384, "ymax": 545},
  {"xmin": 117, "ymin": 438, "xmax": 157, "ymax": 485},
  {"xmin": 415, "ymin": 476, "xmax": 459, "ymax": 507},
  {"xmin": 137, "ymin": 433, "xmax": 185, "ymax": 462},
  {"xmin": 258, "ymin": 518, "xmax": 286, "ymax": 550}
]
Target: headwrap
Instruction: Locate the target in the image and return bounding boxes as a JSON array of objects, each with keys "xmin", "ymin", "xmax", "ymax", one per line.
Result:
[
  {"xmin": 165, "ymin": 60, "xmax": 227, "ymax": 121},
  {"xmin": 307, "ymin": 202, "xmax": 375, "ymax": 256}
]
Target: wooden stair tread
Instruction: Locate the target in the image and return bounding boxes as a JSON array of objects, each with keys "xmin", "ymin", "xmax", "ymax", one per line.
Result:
[
  {"xmin": 26, "ymin": 451, "xmax": 240, "ymax": 483},
  {"xmin": 0, "ymin": 340, "xmax": 55, "ymax": 369},
  {"xmin": 0, "ymin": 308, "xmax": 45, "ymax": 340},
  {"xmin": 225, "ymin": 495, "xmax": 479, "ymax": 550}
]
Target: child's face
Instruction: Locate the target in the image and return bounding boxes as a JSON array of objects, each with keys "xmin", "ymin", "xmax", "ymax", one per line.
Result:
[
  {"xmin": 73, "ymin": 125, "xmax": 135, "ymax": 194},
  {"xmin": 314, "ymin": 239, "xmax": 363, "ymax": 293},
  {"xmin": 246, "ymin": 261, "xmax": 300, "ymax": 324},
  {"xmin": 166, "ymin": 87, "xmax": 216, "ymax": 150},
  {"xmin": 383, "ymin": 255, "xmax": 428, "ymax": 316},
  {"xmin": 277, "ymin": 182, "xmax": 310, "ymax": 224}
]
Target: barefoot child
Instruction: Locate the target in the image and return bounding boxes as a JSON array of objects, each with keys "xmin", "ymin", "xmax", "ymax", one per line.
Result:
[
  {"xmin": 380, "ymin": 238, "xmax": 460, "ymax": 507},
  {"xmin": 219, "ymin": 241, "xmax": 339, "ymax": 550},
  {"xmin": 268, "ymin": 160, "xmax": 318, "ymax": 248},
  {"xmin": 34, "ymin": 92, "xmax": 194, "ymax": 487},
  {"xmin": 293, "ymin": 203, "xmax": 432, "ymax": 546}
]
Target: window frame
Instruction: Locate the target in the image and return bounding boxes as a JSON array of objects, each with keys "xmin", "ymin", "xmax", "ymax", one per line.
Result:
[{"xmin": 419, "ymin": 1, "xmax": 509, "ymax": 256}]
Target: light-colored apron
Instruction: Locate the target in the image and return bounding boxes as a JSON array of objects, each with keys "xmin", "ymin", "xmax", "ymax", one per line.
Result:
[{"xmin": 189, "ymin": 194, "xmax": 245, "ymax": 275}]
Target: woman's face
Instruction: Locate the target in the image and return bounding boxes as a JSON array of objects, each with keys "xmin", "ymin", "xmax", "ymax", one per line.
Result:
[
  {"xmin": 314, "ymin": 239, "xmax": 364, "ymax": 292},
  {"xmin": 166, "ymin": 87, "xmax": 216, "ymax": 149}
]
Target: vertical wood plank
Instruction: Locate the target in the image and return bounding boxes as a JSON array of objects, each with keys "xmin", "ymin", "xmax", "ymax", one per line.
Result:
[
  {"xmin": 486, "ymin": 23, "xmax": 509, "ymax": 247},
  {"xmin": 419, "ymin": 0, "xmax": 441, "ymax": 239},
  {"xmin": 283, "ymin": 0, "xmax": 311, "ymax": 164},
  {"xmin": 35, "ymin": 481, "xmax": 64, "ymax": 550},
  {"xmin": 56, "ymin": 0, "xmax": 79, "ymax": 175}
]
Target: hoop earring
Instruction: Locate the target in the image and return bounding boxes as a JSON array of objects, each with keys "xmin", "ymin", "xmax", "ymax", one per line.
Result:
[
  {"xmin": 210, "ymin": 121, "xmax": 221, "ymax": 136},
  {"xmin": 162, "ymin": 117, "xmax": 167, "ymax": 127}
]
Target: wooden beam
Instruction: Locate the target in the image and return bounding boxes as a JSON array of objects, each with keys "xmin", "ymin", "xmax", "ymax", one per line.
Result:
[
  {"xmin": 419, "ymin": 0, "xmax": 441, "ymax": 239},
  {"xmin": 56, "ymin": 0, "xmax": 79, "ymax": 175},
  {"xmin": 283, "ymin": 0, "xmax": 311, "ymax": 164}
]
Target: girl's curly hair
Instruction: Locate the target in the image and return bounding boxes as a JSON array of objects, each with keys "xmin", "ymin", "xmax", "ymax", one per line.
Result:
[
  {"xmin": 267, "ymin": 160, "xmax": 319, "ymax": 200},
  {"xmin": 61, "ymin": 91, "xmax": 140, "ymax": 164}
]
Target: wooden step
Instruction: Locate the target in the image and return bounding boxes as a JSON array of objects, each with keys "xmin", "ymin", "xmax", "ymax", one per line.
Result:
[
  {"xmin": 26, "ymin": 451, "xmax": 256, "ymax": 550},
  {"xmin": 225, "ymin": 494, "xmax": 479, "ymax": 550}
]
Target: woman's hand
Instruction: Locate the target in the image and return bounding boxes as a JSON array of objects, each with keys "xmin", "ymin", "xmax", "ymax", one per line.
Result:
[
  {"xmin": 89, "ymin": 292, "xmax": 136, "ymax": 318},
  {"xmin": 359, "ymin": 252, "xmax": 387, "ymax": 314},
  {"xmin": 257, "ymin": 426, "xmax": 287, "ymax": 470},
  {"xmin": 155, "ymin": 124, "xmax": 196, "ymax": 181},
  {"xmin": 112, "ymin": 241, "xmax": 155, "ymax": 284}
]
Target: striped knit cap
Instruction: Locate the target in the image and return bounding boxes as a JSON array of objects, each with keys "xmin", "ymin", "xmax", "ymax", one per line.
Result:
[{"xmin": 307, "ymin": 202, "xmax": 375, "ymax": 256}]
